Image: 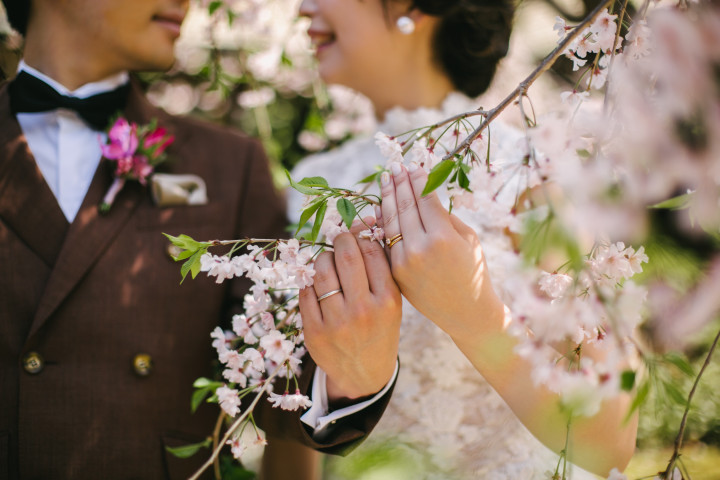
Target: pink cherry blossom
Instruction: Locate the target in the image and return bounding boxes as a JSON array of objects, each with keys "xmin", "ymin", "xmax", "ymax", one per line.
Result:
[
  {"xmin": 226, "ymin": 438, "xmax": 247, "ymax": 460},
  {"xmin": 538, "ymin": 272, "xmax": 574, "ymax": 299},
  {"xmin": 374, "ymin": 132, "xmax": 404, "ymax": 166},
  {"xmin": 231, "ymin": 314, "xmax": 259, "ymax": 344},
  {"xmin": 553, "ymin": 16, "xmax": 571, "ymax": 40},
  {"xmin": 216, "ymin": 385, "xmax": 241, "ymax": 417},
  {"xmin": 200, "ymin": 254, "xmax": 241, "ymax": 284},
  {"xmin": 358, "ymin": 224, "xmax": 385, "ymax": 244},
  {"xmin": 267, "ymin": 390, "xmax": 313, "ymax": 411},
  {"xmin": 241, "ymin": 348, "xmax": 266, "ymax": 376},
  {"xmin": 222, "ymin": 367, "xmax": 248, "ymax": 387},
  {"xmin": 590, "ymin": 10, "xmax": 618, "ymax": 52},
  {"xmin": 260, "ymin": 329, "xmax": 294, "ymax": 364}
]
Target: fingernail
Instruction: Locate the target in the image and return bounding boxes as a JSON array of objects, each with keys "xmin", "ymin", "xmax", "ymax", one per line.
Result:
[
  {"xmin": 381, "ymin": 171, "xmax": 391, "ymax": 186},
  {"xmin": 408, "ymin": 161, "xmax": 419, "ymax": 172},
  {"xmin": 391, "ymin": 162, "xmax": 403, "ymax": 176},
  {"xmin": 374, "ymin": 205, "xmax": 382, "ymax": 220}
]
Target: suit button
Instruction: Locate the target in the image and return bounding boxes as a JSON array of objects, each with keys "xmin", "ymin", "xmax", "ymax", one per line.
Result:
[
  {"xmin": 132, "ymin": 353, "xmax": 153, "ymax": 377},
  {"xmin": 166, "ymin": 243, "xmax": 183, "ymax": 259},
  {"xmin": 23, "ymin": 352, "xmax": 44, "ymax": 374}
]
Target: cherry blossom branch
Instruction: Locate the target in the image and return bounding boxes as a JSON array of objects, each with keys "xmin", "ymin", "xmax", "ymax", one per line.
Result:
[
  {"xmin": 206, "ymin": 238, "xmax": 332, "ymax": 249},
  {"xmin": 443, "ymin": 0, "xmax": 616, "ymax": 161},
  {"xmin": 662, "ymin": 325, "xmax": 720, "ymax": 478},
  {"xmin": 189, "ymin": 367, "xmax": 284, "ymax": 480},
  {"xmin": 401, "ymin": 109, "xmax": 489, "ymax": 155}
]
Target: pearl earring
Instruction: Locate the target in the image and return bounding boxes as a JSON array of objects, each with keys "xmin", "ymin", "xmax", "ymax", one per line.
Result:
[{"xmin": 396, "ymin": 16, "xmax": 415, "ymax": 35}]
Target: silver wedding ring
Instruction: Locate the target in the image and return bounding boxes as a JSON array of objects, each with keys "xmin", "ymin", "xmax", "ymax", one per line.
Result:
[{"xmin": 317, "ymin": 288, "xmax": 343, "ymax": 302}]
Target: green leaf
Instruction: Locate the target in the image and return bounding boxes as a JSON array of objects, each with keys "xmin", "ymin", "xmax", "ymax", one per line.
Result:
[
  {"xmin": 226, "ymin": 9, "xmax": 236, "ymax": 26},
  {"xmin": 664, "ymin": 352, "xmax": 695, "ymax": 377},
  {"xmin": 289, "ymin": 182, "xmax": 325, "ymax": 196},
  {"xmin": 180, "ymin": 248, "xmax": 207, "ymax": 283},
  {"xmin": 191, "ymin": 387, "xmax": 211, "ymax": 413},
  {"xmin": 457, "ymin": 166, "xmax": 470, "ymax": 190},
  {"xmin": 311, "ymin": 201, "xmax": 328, "ymax": 243},
  {"xmin": 208, "ymin": 0, "xmax": 223, "ymax": 15},
  {"xmin": 650, "ymin": 192, "xmax": 694, "ymax": 210},
  {"xmin": 284, "ymin": 170, "xmax": 322, "ymax": 196},
  {"xmin": 620, "ymin": 370, "xmax": 636, "ymax": 391},
  {"xmin": 173, "ymin": 249, "xmax": 196, "ymax": 261},
  {"xmin": 298, "ymin": 176, "xmax": 329, "ymax": 188},
  {"xmin": 625, "ymin": 379, "xmax": 650, "ymax": 421},
  {"xmin": 190, "ymin": 250, "xmax": 205, "ymax": 279},
  {"xmin": 220, "ymin": 454, "xmax": 258, "ymax": 480},
  {"xmin": 193, "ymin": 377, "xmax": 215, "ymax": 388},
  {"xmin": 663, "ymin": 380, "xmax": 688, "ymax": 406},
  {"xmin": 357, "ymin": 172, "xmax": 380, "ymax": 184},
  {"xmin": 192, "ymin": 377, "xmax": 223, "ymax": 389},
  {"xmin": 336, "ymin": 198, "xmax": 357, "ymax": 228},
  {"xmin": 165, "ymin": 438, "xmax": 211, "ymax": 459},
  {"xmin": 295, "ymin": 199, "xmax": 325, "ymax": 236},
  {"xmin": 422, "ymin": 160, "xmax": 455, "ymax": 196},
  {"xmin": 576, "ymin": 149, "xmax": 591, "ymax": 158},
  {"xmin": 163, "ymin": 233, "xmax": 209, "ymax": 251}
]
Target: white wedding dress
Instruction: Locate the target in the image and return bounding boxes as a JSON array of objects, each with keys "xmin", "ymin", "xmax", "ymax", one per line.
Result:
[{"xmin": 289, "ymin": 94, "xmax": 598, "ymax": 480}]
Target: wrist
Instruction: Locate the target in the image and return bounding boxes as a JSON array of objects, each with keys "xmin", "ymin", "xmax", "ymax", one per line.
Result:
[{"xmin": 325, "ymin": 365, "xmax": 394, "ymax": 406}]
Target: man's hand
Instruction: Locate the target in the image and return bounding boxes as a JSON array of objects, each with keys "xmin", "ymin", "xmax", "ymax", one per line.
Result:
[{"xmin": 299, "ymin": 219, "xmax": 401, "ymax": 404}]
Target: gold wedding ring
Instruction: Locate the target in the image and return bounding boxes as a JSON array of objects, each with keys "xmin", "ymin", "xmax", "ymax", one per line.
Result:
[
  {"xmin": 317, "ymin": 288, "xmax": 343, "ymax": 302},
  {"xmin": 387, "ymin": 233, "xmax": 403, "ymax": 248}
]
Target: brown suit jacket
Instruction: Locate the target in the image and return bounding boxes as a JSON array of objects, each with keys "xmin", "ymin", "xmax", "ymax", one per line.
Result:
[{"xmin": 0, "ymin": 80, "xmax": 391, "ymax": 479}]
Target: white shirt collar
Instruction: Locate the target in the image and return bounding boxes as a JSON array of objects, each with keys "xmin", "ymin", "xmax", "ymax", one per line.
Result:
[{"xmin": 18, "ymin": 60, "xmax": 130, "ymax": 99}]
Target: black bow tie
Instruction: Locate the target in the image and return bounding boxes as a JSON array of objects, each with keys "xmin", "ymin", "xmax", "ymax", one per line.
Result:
[{"xmin": 9, "ymin": 70, "xmax": 130, "ymax": 131}]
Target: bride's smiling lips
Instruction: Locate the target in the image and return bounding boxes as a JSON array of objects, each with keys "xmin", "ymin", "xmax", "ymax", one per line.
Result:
[
  {"xmin": 152, "ymin": 10, "xmax": 186, "ymax": 38},
  {"xmin": 307, "ymin": 29, "xmax": 336, "ymax": 55}
]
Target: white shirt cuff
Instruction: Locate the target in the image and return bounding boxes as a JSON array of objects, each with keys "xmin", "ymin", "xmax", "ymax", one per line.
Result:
[{"xmin": 300, "ymin": 361, "xmax": 399, "ymax": 437}]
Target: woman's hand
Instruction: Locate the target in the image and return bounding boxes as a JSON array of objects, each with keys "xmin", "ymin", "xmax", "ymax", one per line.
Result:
[
  {"xmin": 379, "ymin": 162, "xmax": 506, "ymax": 342},
  {"xmin": 299, "ymin": 220, "xmax": 402, "ymax": 404},
  {"xmin": 380, "ymin": 163, "xmax": 637, "ymax": 475}
]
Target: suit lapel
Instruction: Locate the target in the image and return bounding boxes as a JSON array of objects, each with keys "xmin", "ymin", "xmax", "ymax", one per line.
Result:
[
  {"xmin": 26, "ymin": 80, "xmax": 157, "ymax": 340},
  {"xmin": 0, "ymin": 83, "xmax": 69, "ymax": 267}
]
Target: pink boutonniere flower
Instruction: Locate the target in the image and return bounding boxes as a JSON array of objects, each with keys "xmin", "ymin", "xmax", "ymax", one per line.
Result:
[{"xmin": 99, "ymin": 117, "xmax": 175, "ymax": 213}]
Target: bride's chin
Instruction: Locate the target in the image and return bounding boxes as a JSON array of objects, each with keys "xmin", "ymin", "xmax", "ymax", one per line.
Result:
[{"xmin": 317, "ymin": 64, "xmax": 342, "ymax": 86}]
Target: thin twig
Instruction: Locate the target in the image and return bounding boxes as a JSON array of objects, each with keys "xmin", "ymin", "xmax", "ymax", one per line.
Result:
[
  {"xmin": 212, "ymin": 412, "xmax": 226, "ymax": 480},
  {"xmin": 662, "ymin": 326, "xmax": 720, "ymax": 478},
  {"xmin": 207, "ymin": 238, "xmax": 333, "ymax": 249},
  {"xmin": 443, "ymin": 0, "xmax": 615, "ymax": 162},
  {"xmin": 189, "ymin": 367, "xmax": 284, "ymax": 480},
  {"xmin": 603, "ymin": 0, "xmax": 630, "ymax": 113}
]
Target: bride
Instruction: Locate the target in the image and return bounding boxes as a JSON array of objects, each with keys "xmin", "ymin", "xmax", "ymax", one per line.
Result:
[{"xmin": 264, "ymin": 0, "xmax": 638, "ymax": 478}]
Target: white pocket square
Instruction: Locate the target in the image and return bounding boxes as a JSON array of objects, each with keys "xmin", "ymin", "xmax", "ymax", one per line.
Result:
[{"xmin": 151, "ymin": 173, "xmax": 208, "ymax": 207}]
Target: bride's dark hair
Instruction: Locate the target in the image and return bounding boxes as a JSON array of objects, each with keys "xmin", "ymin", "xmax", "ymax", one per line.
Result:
[
  {"xmin": 383, "ymin": 0, "xmax": 515, "ymax": 98},
  {"xmin": 1, "ymin": 0, "xmax": 30, "ymax": 36}
]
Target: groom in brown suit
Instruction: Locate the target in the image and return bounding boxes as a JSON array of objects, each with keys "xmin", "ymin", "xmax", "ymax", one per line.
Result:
[{"xmin": 0, "ymin": 0, "xmax": 402, "ymax": 478}]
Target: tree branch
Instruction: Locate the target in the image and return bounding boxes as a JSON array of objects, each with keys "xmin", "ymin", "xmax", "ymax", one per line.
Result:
[
  {"xmin": 662, "ymin": 325, "xmax": 720, "ymax": 478},
  {"xmin": 443, "ymin": 0, "xmax": 615, "ymax": 162}
]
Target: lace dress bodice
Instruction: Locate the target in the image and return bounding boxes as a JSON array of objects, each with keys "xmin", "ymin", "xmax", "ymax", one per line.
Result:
[{"xmin": 289, "ymin": 94, "xmax": 598, "ymax": 479}]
